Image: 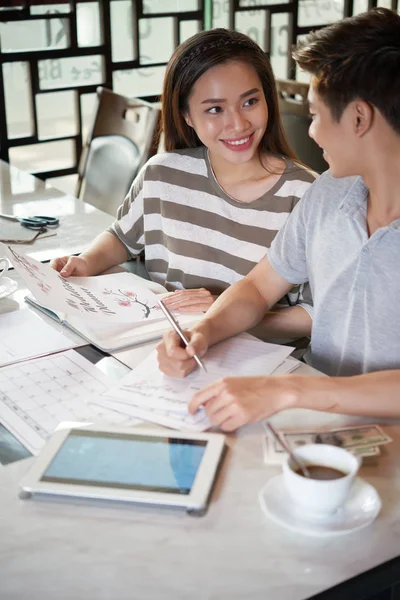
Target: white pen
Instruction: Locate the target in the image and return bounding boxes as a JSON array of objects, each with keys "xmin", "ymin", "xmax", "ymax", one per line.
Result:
[{"xmin": 158, "ymin": 298, "xmax": 207, "ymax": 373}]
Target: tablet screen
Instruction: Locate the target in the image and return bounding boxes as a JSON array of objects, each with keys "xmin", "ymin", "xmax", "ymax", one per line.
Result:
[{"xmin": 40, "ymin": 430, "xmax": 207, "ymax": 494}]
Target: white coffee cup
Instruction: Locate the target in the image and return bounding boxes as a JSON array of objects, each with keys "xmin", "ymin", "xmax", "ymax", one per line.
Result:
[
  {"xmin": 282, "ymin": 444, "xmax": 361, "ymax": 516},
  {"xmin": 0, "ymin": 257, "xmax": 9, "ymax": 280}
]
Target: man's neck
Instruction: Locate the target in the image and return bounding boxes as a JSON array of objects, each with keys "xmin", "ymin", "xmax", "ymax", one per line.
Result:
[{"xmin": 363, "ymin": 146, "xmax": 400, "ymax": 233}]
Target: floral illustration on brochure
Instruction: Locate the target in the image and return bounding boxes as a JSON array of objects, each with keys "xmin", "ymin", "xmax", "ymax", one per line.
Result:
[{"xmin": 103, "ymin": 288, "xmax": 160, "ymax": 319}]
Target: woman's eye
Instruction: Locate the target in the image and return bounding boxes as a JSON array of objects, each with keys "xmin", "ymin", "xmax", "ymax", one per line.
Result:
[
  {"xmin": 244, "ymin": 97, "xmax": 259, "ymax": 107},
  {"xmin": 206, "ymin": 106, "xmax": 222, "ymax": 114}
]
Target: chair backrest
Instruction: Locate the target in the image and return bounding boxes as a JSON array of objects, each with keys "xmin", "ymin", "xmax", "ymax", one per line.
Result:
[
  {"xmin": 76, "ymin": 87, "xmax": 161, "ymax": 215},
  {"xmin": 277, "ymin": 79, "xmax": 328, "ymax": 174}
]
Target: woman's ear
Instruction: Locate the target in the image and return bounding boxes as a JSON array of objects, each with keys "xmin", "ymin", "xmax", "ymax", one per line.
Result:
[{"xmin": 183, "ymin": 112, "xmax": 193, "ymax": 128}]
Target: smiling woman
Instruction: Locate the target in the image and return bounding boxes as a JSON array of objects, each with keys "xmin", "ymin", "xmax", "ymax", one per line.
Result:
[{"xmin": 51, "ymin": 29, "xmax": 316, "ymax": 340}]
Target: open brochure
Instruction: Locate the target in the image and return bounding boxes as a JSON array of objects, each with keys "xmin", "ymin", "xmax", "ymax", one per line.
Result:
[{"xmin": 2, "ymin": 243, "xmax": 202, "ymax": 352}]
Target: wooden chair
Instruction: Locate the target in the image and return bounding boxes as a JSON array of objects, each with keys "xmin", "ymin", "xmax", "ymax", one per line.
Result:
[
  {"xmin": 76, "ymin": 86, "xmax": 161, "ymax": 215},
  {"xmin": 277, "ymin": 79, "xmax": 328, "ymax": 173}
]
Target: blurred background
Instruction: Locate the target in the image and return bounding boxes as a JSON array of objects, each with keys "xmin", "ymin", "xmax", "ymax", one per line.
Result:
[{"xmin": 0, "ymin": 0, "xmax": 398, "ymax": 196}]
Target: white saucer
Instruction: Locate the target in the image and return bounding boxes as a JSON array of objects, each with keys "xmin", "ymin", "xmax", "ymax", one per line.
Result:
[
  {"xmin": 259, "ymin": 475, "xmax": 381, "ymax": 537},
  {"xmin": 0, "ymin": 276, "xmax": 18, "ymax": 299}
]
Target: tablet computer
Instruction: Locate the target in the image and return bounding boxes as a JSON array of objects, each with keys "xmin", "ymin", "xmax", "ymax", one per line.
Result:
[{"xmin": 19, "ymin": 425, "xmax": 226, "ymax": 515}]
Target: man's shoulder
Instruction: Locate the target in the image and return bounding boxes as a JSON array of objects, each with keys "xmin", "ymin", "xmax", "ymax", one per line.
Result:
[
  {"xmin": 145, "ymin": 147, "xmax": 207, "ymax": 177},
  {"xmin": 309, "ymin": 170, "xmax": 360, "ymax": 198}
]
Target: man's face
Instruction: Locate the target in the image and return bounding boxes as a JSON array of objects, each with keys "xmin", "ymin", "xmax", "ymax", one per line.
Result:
[{"xmin": 308, "ymin": 79, "xmax": 359, "ymax": 178}]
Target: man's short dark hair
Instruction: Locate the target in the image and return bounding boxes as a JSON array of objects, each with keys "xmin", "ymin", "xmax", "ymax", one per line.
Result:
[{"xmin": 293, "ymin": 7, "xmax": 400, "ymax": 134}]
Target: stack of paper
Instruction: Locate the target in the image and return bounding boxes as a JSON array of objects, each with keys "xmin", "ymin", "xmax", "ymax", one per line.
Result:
[{"xmin": 92, "ymin": 335, "xmax": 295, "ymax": 431}]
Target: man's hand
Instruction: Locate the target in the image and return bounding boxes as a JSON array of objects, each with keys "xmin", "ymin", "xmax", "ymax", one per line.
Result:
[
  {"xmin": 49, "ymin": 255, "xmax": 90, "ymax": 277},
  {"xmin": 162, "ymin": 289, "xmax": 215, "ymax": 314},
  {"xmin": 156, "ymin": 328, "xmax": 209, "ymax": 378},
  {"xmin": 189, "ymin": 376, "xmax": 297, "ymax": 431}
]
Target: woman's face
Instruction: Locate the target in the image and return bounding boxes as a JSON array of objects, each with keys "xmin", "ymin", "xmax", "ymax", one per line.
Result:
[{"xmin": 184, "ymin": 60, "xmax": 268, "ymax": 167}]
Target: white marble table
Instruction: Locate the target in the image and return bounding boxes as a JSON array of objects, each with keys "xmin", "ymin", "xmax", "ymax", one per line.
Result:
[
  {"xmin": 0, "ymin": 160, "xmax": 114, "ymax": 263},
  {"xmin": 1, "ymin": 276, "xmax": 400, "ymax": 600}
]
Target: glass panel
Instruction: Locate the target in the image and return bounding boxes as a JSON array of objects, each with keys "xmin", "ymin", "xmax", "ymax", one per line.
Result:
[
  {"xmin": 212, "ymin": 0, "xmax": 229, "ymax": 28},
  {"xmin": 36, "ymin": 91, "xmax": 77, "ymax": 139},
  {"xmin": 113, "ymin": 65, "xmax": 166, "ymax": 97},
  {"xmin": 0, "ymin": 19, "xmax": 69, "ymax": 52},
  {"xmin": 376, "ymin": 0, "xmax": 394, "ymax": 8},
  {"xmin": 30, "ymin": 4, "xmax": 72, "ymax": 15},
  {"xmin": 179, "ymin": 20, "xmax": 201, "ymax": 42},
  {"xmin": 139, "ymin": 17, "xmax": 174, "ymax": 64},
  {"xmin": 38, "ymin": 55, "xmax": 104, "ymax": 90},
  {"xmin": 3, "ymin": 63, "xmax": 34, "ymax": 139},
  {"xmin": 46, "ymin": 174, "xmax": 77, "ymax": 196},
  {"xmin": 80, "ymin": 92, "xmax": 98, "ymax": 140},
  {"xmin": 239, "ymin": 0, "xmax": 289, "ymax": 5},
  {"xmin": 143, "ymin": 0, "xmax": 199, "ymax": 13},
  {"xmin": 298, "ymin": 0, "xmax": 344, "ymax": 27},
  {"xmin": 235, "ymin": 9, "xmax": 268, "ymax": 50},
  {"xmin": 270, "ymin": 11, "xmax": 289, "ymax": 80},
  {"xmin": 9, "ymin": 139, "xmax": 76, "ymax": 173},
  {"xmin": 295, "ymin": 35, "xmax": 311, "ymax": 84},
  {"xmin": 352, "ymin": 0, "xmax": 369, "ymax": 13},
  {"xmin": 111, "ymin": 0, "xmax": 135, "ymax": 62},
  {"xmin": 77, "ymin": 2, "xmax": 101, "ymax": 47}
]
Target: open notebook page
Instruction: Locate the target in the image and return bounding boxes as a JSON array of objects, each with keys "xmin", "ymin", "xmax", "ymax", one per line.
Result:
[{"xmin": 93, "ymin": 336, "xmax": 294, "ymax": 431}]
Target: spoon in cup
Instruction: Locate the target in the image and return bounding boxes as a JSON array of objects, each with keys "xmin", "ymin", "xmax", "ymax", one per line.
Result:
[{"xmin": 266, "ymin": 422, "xmax": 311, "ymax": 478}]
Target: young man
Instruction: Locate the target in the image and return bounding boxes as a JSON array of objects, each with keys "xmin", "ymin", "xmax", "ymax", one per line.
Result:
[{"xmin": 157, "ymin": 7, "xmax": 400, "ymax": 431}]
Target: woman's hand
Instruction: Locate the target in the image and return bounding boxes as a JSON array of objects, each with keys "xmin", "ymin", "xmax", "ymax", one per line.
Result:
[
  {"xmin": 162, "ymin": 288, "xmax": 215, "ymax": 314},
  {"xmin": 188, "ymin": 376, "xmax": 297, "ymax": 431},
  {"xmin": 49, "ymin": 255, "xmax": 90, "ymax": 277}
]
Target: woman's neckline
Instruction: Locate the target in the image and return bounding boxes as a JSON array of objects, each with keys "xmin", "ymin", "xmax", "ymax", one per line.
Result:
[{"xmin": 205, "ymin": 148, "xmax": 288, "ymax": 205}]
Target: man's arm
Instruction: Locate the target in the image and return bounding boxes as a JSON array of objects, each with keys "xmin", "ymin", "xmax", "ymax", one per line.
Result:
[
  {"xmin": 294, "ymin": 370, "xmax": 400, "ymax": 418},
  {"xmin": 195, "ymin": 256, "xmax": 294, "ymax": 346},
  {"xmin": 248, "ymin": 305, "xmax": 312, "ymax": 340},
  {"xmin": 156, "ymin": 256, "xmax": 295, "ymax": 378},
  {"xmin": 188, "ymin": 370, "xmax": 400, "ymax": 432}
]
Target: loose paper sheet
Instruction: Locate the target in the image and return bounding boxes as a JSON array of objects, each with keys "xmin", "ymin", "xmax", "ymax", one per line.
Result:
[
  {"xmin": 0, "ymin": 309, "xmax": 82, "ymax": 368},
  {"xmin": 95, "ymin": 336, "xmax": 294, "ymax": 431}
]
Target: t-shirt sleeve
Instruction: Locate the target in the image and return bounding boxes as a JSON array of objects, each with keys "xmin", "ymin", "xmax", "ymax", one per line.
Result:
[
  {"xmin": 267, "ymin": 184, "xmax": 312, "ymax": 285},
  {"xmin": 107, "ymin": 165, "xmax": 146, "ymax": 258}
]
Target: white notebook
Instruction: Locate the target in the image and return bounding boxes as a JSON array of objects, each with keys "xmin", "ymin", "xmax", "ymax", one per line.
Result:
[
  {"xmin": 0, "ymin": 242, "xmax": 202, "ymax": 353},
  {"xmin": 25, "ymin": 273, "xmax": 201, "ymax": 353}
]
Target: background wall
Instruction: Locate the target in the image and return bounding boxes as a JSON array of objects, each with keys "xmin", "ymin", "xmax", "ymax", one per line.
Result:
[{"xmin": 0, "ymin": 0, "xmax": 398, "ymax": 195}]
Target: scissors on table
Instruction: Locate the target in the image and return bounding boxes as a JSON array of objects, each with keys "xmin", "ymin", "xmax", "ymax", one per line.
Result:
[{"xmin": 0, "ymin": 213, "xmax": 59, "ymax": 230}]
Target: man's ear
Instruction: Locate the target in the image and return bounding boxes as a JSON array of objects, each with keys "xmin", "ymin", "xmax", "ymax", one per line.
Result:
[
  {"xmin": 183, "ymin": 112, "xmax": 193, "ymax": 128},
  {"xmin": 353, "ymin": 100, "xmax": 374, "ymax": 137}
]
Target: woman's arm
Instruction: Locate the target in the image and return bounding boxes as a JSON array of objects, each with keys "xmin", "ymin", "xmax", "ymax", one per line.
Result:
[{"xmin": 50, "ymin": 231, "xmax": 130, "ymax": 277}]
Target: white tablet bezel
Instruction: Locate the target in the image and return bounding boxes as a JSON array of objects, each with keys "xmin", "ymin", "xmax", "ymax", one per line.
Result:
[{"xmin": 19, "ymin": 425, "xmax": 225, "ymax": 513}]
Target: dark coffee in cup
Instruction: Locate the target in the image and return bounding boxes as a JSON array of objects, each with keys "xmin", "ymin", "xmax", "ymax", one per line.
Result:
[{"xmin": 294, "ymin": 465, "xmax": 347, "ymax": 480}]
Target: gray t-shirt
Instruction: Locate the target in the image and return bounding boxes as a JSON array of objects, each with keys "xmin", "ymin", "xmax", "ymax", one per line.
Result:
[{"xmin": 268, "ymin": 170, "xmax": 400, "ymax": 376}]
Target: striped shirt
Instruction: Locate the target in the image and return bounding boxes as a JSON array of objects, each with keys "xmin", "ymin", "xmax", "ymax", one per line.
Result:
[{"xmin": 109, "ymin": 146, "xmax": 316, "ymax": 295}]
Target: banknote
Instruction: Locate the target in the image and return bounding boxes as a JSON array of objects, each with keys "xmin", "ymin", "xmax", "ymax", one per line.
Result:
[
  {"xmin": 262, "ymin": 423, "xmax": 390, "ymax": 464},
  {"xmin": 279, "ymin": 424, "xmax": 392, "ymax": 451}
]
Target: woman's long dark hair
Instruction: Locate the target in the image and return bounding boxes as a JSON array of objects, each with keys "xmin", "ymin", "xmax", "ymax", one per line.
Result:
[{"xmin": 161, "ymin": 28, "xmax": 297, "ymax": 161}]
